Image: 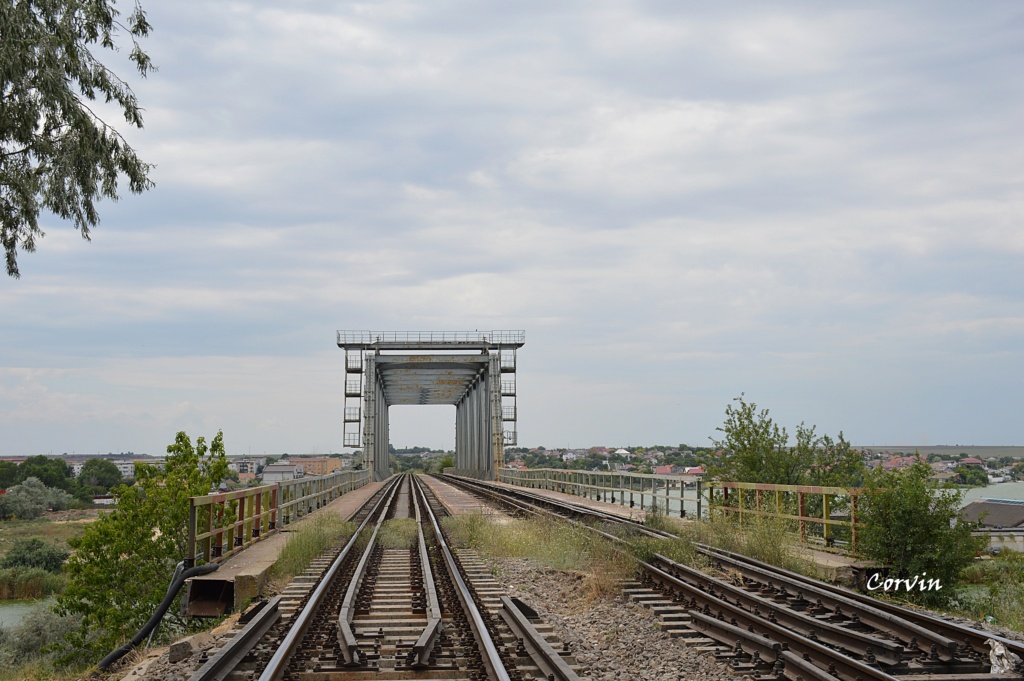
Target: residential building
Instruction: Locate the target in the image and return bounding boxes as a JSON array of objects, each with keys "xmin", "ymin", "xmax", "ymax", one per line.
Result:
[
  {"xmin": 261, "ymin": 463, "xmax": 300, "ymax": 482},
  {"xmin": 294, "ymin": 457, "xmax": 341, "ymax": 476}
]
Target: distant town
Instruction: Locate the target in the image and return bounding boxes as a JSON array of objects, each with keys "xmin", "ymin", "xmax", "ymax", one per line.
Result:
[{"xmin": 2, "ymin": 443, "xmax": 1022, "ymax": 502}]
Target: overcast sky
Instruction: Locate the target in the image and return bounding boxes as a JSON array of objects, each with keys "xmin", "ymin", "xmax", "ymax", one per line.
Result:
[{"xmin": 3, "ymin": 1, "xmax": 1023, "ymax": 456}]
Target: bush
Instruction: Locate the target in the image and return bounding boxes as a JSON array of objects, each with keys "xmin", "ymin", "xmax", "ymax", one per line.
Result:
[
  {"xmin": 859, "ymin": 460, "xmax": 984, "ymax": 606},
  {"xmin": 0, "ymin": 567, "xmax": 65, "ymax": 600},
  {"xmin": 57, "ymin": 431, "xmax": 232, "ymax": 663},
  {"xmin": 0, "ymin": 603, "xmax": 84, "ymax": 669},
  {"xmin": 0, "ymin": 539, "xmax": 70, "ymax": 573},
  {"xmin": 0, "ymin": 478, "xmax": 72, "ymax": 520}
]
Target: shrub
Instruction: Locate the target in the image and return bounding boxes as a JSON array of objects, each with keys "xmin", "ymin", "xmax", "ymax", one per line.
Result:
[
  {"xmin": 57, "ymin": 431, "xmax": 231, "ymax": 663},
  {"xmin": 858, "ymin": 459, "xmax": 984, "ymax": 606},
  {"xmin": 0, "ymin": 478, "xmax": 71, "ymax": 520},
  {"xmin": 0, "ymin": 567, "xmax": 65, "ymax": 599},
  {"xmin": 0, "ymin": 539, "xmax": 70, "ymax": 573},
  {"xmin": 0, "ymin": 603, "xmax": 84, "ymax": 669}
]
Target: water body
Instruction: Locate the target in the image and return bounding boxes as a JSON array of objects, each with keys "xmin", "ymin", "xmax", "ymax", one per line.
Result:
[
  {"xmin": 0, "ymin": 598, "xmax": 52, "ymax": 628},
  {"xmin": 960, "ymin": 481, "xmax": 1024, "ymax": 506}
]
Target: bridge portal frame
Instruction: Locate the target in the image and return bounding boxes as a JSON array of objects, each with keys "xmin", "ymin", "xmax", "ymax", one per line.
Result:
[{"xmin": 337, "ymin": 331, "xmax": 524, "ymax": 481}]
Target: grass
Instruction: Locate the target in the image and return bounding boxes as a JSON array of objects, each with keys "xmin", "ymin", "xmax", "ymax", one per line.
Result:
[
  {"xmin": 951, "ymin": 549, "xmax": 1024, "ymax": 630},
  {"xmin": 442, "ymin": 514, "xmax": 635, "ymax": 599},
  {"xmin": 377, "ymin": 519, "xmax": 419, "ymax": 549},
  {"xmin": 0, "ymin": 514, "xmax": 93, "ymax": 564},
  {"xmin": 270, "ymin": 514, "xmax": 357, "ymax": 581}
]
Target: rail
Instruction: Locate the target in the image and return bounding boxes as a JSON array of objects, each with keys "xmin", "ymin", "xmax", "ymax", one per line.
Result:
[
  {"xmin": 497, "ymin": 467, "xmax": 704, "ymax": 518},
  {"xmin": 187, "ymin": 469, "xmax": 370, "ymax": 566},
  {"xmin": 705, "ymin": 480, "xmax": 861, "ymax": 549},
  {"xmin": 336, "ymin": 330, "xmax": 525, "ymax": 346}
]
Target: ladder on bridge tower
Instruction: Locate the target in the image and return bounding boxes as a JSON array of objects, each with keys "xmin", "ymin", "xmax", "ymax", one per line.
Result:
[
  {"xmin": 499, "ymin": 345, "xmax": 518, "ymax": 446},
  {"xmin": 343, "ymin": 348, "xmax": 364, "ymax": 449}
]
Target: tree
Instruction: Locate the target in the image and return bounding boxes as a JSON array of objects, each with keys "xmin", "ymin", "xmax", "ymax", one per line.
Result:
[
  {"xmin": 1, "ymin": 0, "xmax": 154, "ymax": 277},
  {"xmin": 700, "ymin": 396, "xmax": 864, "ymax": 488},
  {"xmin": 0, "ymin": 460, "xmax": 17, "ymax": 489},
  {"xmin": 57, "ymin": 431, "xmax": 229, "ymax": 661},
  {"xmin": 702, "ymin": 395, "xmax": 801, "ymax": 485},
  {"xmin": 858, "ymin": 460, "xmax": 983, "ymax": 606},
  {"xmin": 955, "ymin": 466, "xmax": 988, "ymax": 487},
  {"xmin": 77, "ymin": 457, "xmax": 122, "ymax": 491},
  {"xmin": 16, "ymin": 455, "xmax": 74, "ymax": 491},
  {"xmin": 0, "ymin": 476, "xmax": 71, "ymax": 519}
]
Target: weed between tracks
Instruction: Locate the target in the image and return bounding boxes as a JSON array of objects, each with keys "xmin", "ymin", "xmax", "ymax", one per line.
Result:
[
  {"xmin": 441, "ymin": 514, "xmax": 634, "ymax": 599},
  {"xmin": 378, "ymin": 519, "xmax": 418, "ymax": 549},
  {"xmin": 271, "ymin": 514, "xmax": 357, "ymax": 581}
]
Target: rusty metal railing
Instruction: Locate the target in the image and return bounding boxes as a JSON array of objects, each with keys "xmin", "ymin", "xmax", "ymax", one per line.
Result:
[
  {"xmin": 705, "ymin": 481, "xmax": 862, "ymax": 550},
  {"xmin": 186, "ymin": 469, "xmax": 370, "ymax": 566}
]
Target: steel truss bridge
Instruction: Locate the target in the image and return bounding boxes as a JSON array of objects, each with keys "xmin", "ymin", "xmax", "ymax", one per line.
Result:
[{"xmin": 337, "ymin": 330, "xmax": 525, "ymax": 481}]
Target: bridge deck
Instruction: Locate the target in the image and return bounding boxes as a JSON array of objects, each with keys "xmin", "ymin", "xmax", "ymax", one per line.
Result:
[{"xmin": 187, "ymin": 479, "xmax": 388, "ymax": 615}]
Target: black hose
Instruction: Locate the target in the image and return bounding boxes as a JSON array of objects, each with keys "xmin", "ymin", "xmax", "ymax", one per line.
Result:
[{"xmin": 97, "ymin": 562, "xmax": 219, "ymax": 671}]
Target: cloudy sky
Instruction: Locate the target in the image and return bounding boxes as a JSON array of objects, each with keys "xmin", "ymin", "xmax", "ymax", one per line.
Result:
[{"xmin": 3, "ymin": 1, "xmax": 1023, "ymax": 457}]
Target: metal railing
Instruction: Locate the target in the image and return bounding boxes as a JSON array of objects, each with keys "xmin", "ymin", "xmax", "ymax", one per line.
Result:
[
  {"xmin": 705, "ymin": 481, "xmax": 862, "ymax": 550},
  {"xmin": 336, "ymin": 330, "xmax": 525, "ymax": 346},
  {"xmin": 497, "ymin": 469, "xmax": 862, "ymax": 549},
  {"xmin": 187, "ymin": 469, "xmax": 371, "ymax": 566},
  {"xmin": 497, "ymin": 468, "xmax": 704, "ymax": 519}
]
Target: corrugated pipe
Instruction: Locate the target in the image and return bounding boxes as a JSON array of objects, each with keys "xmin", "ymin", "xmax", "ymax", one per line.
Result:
[{"xmin": 97, "ymin": 562, "xmax": 219, "ymax": 671}]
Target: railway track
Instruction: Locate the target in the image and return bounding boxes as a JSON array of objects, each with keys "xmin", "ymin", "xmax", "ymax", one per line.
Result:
[
  {"xmin": 438, "ymin": 474, "xmax": 1024, "ymax": 681},
  {"xmin": 188, "ymin": 474, "xmax": 579, "ymax": 681}
]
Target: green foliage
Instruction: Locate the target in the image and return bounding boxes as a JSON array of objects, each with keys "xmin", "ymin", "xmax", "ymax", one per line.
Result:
[
  {"xmin": 0, "ymin": 477, "xmax": 71, "ymax": 520},
  {"xmin": 15, "ymin": 457, "xmax": 74, "ymax": 492},
  {"xmin": 0, "ymin": 461, "xmax": 17, "ymax": 490},
  {"xmin": 701, "ymin": 395, "xmax": 864, "ymax": 487},
  {"xmin": 955, "ymin": 466, "xmax": 988, "ymax": 487},
  {"xmin": 0, "ymin": 602, "xmax": 85, "ymax": 670},
  {"xmin": 56, "ymin": 431, "xmax": 229, "ymax": 662},
  {"xmin": 958, "ymin": 550, "xmax": 1024, "ymax": 630},
  {"xmin": 858, "ymin": 460, "xmax": 984, "ymax": 605},
  {"xmin": 76, "ymin": 459, "xmax": 122, "ymax": 492},
  {"xmin": 1, "ymin": 0, "xmax": 155, "ymax": 277},
  {"xmin": 0, "ymin": 538, "xmax": 69, "ymax": 573},
  {"xmin": 1011, "ymin": 462, "xmax": 1024, "ymax": 481},
  {"xmin": 0, "ymin": 566, "xmax": 65, "ymax": 599}
]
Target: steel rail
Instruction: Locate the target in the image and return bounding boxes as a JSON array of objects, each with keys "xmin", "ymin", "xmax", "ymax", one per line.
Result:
[
  {"xmin": 642, "ymin": 559, "xmax": 900, "ymax": 681},
  {"xmin": 337, "ymin": 475, "xmax": 404, "ymax": 666},
  {"xmin": 687, "ymin": 609, "xmax": 843, "ymax": 681},
  {"xmin": 447, "ymin": 475, "xmax": 673, "ymax": 539},
  {"xmin": 411, "ymin": 480, "xmax": 443, "ymax": 668},
  {"xmin": 648, "ymin": 553, "xmax": 906, "ymax": 665},
  {"xmin": 413, "ymin": 475, "xmax": 512, "ymax": 681},
  {"xmin": 256, "ymin": 475, "xmax": 401, "ymax": 681},
  {"xmin": 438, "ymin": 475, "xmax": 989, "ymax": 678},
  {"xmin": 705, "ymin": 544, "xmax": 1024, "ymax": 663},
  {"xmin": 499, "ymin": 595, "xmax": 579, "ymax": 681},
  {"xmin": 187, "ymin": 597, "xmax": 281, "ymax": 681},
  {"xmin": 693, "ymin": 545, "xmax": 960, "ymax": 661}
]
